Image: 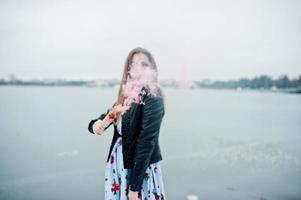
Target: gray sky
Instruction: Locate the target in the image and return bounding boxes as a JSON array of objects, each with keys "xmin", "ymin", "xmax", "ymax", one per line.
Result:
[{"xmin": 0, "ymin": 0, "xmax": 300, "ymax": 81}]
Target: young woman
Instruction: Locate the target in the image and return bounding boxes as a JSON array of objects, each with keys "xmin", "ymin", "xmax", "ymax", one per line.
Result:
[{"xmin": 88, "ymin": 47, "xmax": 166, "ymax": 200}]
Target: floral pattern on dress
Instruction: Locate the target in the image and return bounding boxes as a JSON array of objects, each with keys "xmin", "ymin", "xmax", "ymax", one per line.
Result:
[{"xmin": 104, "ymin": 117, "xmax": 166, "ymax": 200}]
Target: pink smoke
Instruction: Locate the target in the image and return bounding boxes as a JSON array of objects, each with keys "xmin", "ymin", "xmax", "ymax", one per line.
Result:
[{"xmin": 121, "ymin": 66, "xmax": 160, "ymax": 113}]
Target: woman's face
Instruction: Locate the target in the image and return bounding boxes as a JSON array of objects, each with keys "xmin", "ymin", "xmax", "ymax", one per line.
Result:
[{"xmin": 129, "ymin": 53, "xmax": 152, "ymax": 79}]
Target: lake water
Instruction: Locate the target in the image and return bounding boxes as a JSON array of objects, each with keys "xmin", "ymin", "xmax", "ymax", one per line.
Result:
[{"xmin": 0, "ymin": 86, "xmax": 301, "ymax": 200}]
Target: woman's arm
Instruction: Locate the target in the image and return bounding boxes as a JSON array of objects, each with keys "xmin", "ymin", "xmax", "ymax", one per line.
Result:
[
  {"xmin": 87, "ymin": 102, "xmax": 117, "ymax": 134},
  {"xmin": 128, "ymin": 95, "xmax": 164, "ymax": 192}
]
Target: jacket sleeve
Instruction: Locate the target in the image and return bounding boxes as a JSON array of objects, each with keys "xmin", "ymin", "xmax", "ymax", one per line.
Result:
[
  {"xmin": 87, "ymin": 102, "xmax": 117, "ymax": 134},
  {"xmin": 129, "ymin": 95, "xmax": 164, "ymax": 191}
]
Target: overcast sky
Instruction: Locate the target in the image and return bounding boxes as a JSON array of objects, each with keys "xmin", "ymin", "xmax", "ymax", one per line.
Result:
[{"xmin": 0, "ymin": 0, "xmax": 300, "ymax": 81}]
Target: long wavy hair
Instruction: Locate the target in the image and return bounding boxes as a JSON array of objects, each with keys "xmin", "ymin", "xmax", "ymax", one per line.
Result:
[{"xmin": 116, "ymin": 47, "xmax": 166, "ymax": 122}]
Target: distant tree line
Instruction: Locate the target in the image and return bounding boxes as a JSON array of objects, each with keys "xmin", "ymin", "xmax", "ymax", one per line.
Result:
[
  {"xmin": 1, "ymin": 73, "xmax": 301, "ymax": 92},
  {"xmin": 198, "ymin": 74, "xmax": 301, "ymax": 89}
]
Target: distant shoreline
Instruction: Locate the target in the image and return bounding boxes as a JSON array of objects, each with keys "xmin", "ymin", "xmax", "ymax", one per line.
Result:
[
  {"xmin": 1, "ymin": 74, "xmax": 300, "ymax": 94},
  {"xmin": 0, "ymin": 82, "xmax": 300, "ymax": 95}
]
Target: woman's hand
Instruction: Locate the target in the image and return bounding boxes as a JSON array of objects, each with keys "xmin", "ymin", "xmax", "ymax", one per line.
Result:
[
  {"xmin": 92, "ymin": 120, "xmax": 105, "ymax": 135},
  {"xmin": 92, "ymin": 103, "xmax": 130, "ymax": 135},
  {"xmin": 128, "ymin": 190, "xmax": 140, "ymax": 200}
]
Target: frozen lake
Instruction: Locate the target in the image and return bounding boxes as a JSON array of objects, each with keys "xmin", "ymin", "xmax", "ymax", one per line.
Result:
[{"xmin": 0, "ymin": 86, "xmax": 300, "ymax": 200}]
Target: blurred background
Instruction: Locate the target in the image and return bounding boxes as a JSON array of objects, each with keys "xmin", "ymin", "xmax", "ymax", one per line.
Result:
[{"xmin": 0, "ymin": 0, "xmax": 301, "ymax": 200}]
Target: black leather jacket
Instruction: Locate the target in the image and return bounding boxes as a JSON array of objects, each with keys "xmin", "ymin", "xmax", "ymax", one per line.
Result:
[{"xmin": 87, "ymin": 93, "xmax": 165, "ymax": 192}]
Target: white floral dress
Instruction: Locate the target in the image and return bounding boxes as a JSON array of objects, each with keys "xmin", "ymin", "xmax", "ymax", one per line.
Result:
[{"xmin": 104, "ymin": 116, "xmax": 166, "ymax": 200}]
